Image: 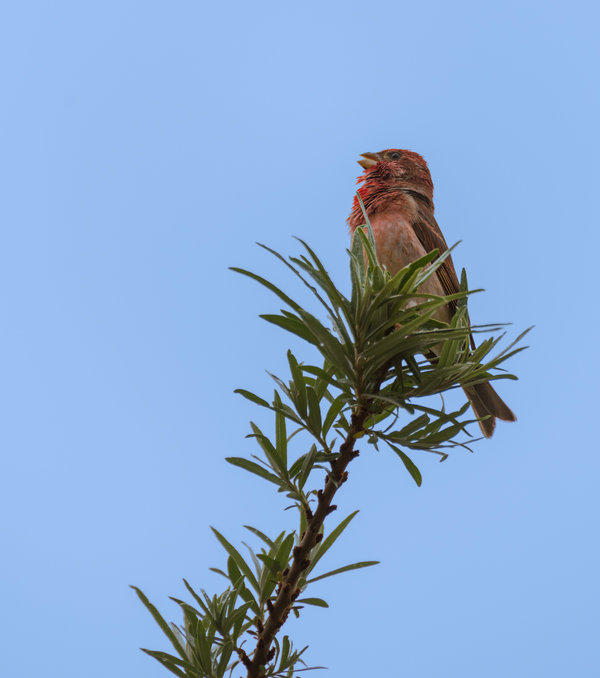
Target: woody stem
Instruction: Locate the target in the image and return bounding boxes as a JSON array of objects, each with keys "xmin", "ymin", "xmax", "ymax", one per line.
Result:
[{"xmin": 247, "ymin": 406, "xmax": 369, "ymax": 678}]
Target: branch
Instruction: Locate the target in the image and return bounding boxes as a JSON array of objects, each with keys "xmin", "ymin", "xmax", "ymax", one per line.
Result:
[
  {"xmin": 247, "ymin": 407, "xmax": 369, "ymax": 677},
  {"xmin": 134, "ymin": 240, "xmax": 527, "ymax": 678}
]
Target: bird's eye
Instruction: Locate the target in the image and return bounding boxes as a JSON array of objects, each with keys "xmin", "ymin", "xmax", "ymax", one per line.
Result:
[{"xmin": 388, "ymin": 152, "xmax": 401, "ymax": 160}]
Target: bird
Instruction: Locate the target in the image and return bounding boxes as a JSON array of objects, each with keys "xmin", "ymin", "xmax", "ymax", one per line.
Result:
[{"xmin": 347, "ymin": 148, "xmax": 515, "ymax": 437}]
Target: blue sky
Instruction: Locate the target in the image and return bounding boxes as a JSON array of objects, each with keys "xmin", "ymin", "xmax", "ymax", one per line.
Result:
[{"xmin": 1, "ymin": 2, "xmax": 598, "ymax": 676}]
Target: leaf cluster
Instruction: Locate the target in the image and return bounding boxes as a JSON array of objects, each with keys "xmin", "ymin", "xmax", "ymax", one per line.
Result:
[
  {"xmin": 135, "ymin": 220, "xmax": 528, "ymax": 677},
  {"xmin": 134, "ymin": 511, "xmax": 375, "ymax": 678},
  {"xmin": 229, "ymin": 228, "xmax": 527, "ymax": 487}
]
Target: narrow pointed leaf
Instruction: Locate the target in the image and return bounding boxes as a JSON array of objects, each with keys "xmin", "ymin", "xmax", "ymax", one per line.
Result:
[
  {"xmin": 306, "ymin": 561, "xmax": 380, "ymax": 584},
  {"xmin": 140, "ymin": 650, "xmax": 190, "ymax": 678},
  {"xmin": 296, "ymin": 597, "xmax": 329, "ymax": 608},
  {"xmin": 390, "ymin": 446, "xmax": 423, "ymax": 486},
  {"xmin": 243, "ymin": 525, "xmax": 274, "ymax": 548},
  {"xmin": 210, "ymin": 528, "xmax": 259, "ymax": 592},
  {"xmin": 131, "ymin": 587, "xmax": 188, "ymax": 659},
  {"xmin": 307, "ymin": 511, "xmax": 359, "ymax": 574},
  {"xmin": 226, "ymin": 457, "xmax": 282, "ymax": 486},
  {"xmin": 234, "ymin": 389, "xmax": 270, "ymax": 408}
]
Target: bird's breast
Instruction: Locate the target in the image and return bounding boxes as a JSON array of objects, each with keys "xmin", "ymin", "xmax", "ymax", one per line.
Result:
[
  {"xmin": 368, "ymin": 210, "xmax": 450, "ymax": 322},
  {"xmin": 369, "ymin": 210, "xmax": 428, "ymax": 275}
]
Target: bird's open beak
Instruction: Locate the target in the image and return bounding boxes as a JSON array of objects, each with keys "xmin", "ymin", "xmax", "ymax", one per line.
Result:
[{"xmin": 357, "ymin": 152, "xmax": 380, "ymax": 169}]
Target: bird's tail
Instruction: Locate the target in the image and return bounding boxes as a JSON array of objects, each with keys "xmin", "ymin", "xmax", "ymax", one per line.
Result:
[{"xmin": 464, "ymin": 382, "xmax": 516, "ymax": 438}]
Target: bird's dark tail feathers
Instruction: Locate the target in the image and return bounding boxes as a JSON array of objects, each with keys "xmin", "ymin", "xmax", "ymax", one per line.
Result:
[{"xmin": 464, "ymin": 382, "xmax": 516, "ymax": 438}]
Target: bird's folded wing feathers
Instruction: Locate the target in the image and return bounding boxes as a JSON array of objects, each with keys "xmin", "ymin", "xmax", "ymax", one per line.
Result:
[
  {"xmin": 412, "ymin": 207, "xmax": 476, "ymax": 349},
  {"xmin": 411, "ymin": 209, "xmax": 461, "ymax": 299}
]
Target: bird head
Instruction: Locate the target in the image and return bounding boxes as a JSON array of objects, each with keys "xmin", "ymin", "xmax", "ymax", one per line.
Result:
[
  {"xmin": 358, "ymin": 148, "xmax": 428, "ymax": 174},
  {"xmin": 356, "ymin": 148, "xmax": 434, "ymax": 197}
]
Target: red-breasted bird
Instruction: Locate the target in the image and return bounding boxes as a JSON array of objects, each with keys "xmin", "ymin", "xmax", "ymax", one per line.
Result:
[{"xmin": 347, "ymin": 148, "xmax": 515, "ymax": 437}]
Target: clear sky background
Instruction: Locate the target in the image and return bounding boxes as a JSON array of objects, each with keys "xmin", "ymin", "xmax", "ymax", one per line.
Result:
[{"xmin": 1, "ymin": 2, "xmax": 599, "ymax": 677}]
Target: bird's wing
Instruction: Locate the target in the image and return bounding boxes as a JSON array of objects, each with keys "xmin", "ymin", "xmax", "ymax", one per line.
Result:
[
  {"xmin": 411, "ymin": 204, "xmax": 476, "ymax": 349},
  {"xmin": 410, "ymin": 208, "xmax": 461, "ymax": 299}
]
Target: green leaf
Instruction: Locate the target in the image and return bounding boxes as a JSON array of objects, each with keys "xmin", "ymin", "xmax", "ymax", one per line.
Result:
[
  {"xmin": 306, "ymin": 511, "xmax": 359, "ymax": 574},
  {"xmin": 190, "ymin": 614, "xmax": 211, "ymax": 671},
  {"xmin": 242, "ymin": 541, "xmax": 263, "ymax": 582},
  {"xmin": 306, "ymin": 386, "xmax": 322, "ymax": 436},
  {"xmin": 287, "ymin": 351, "xmax": 307, "ymax": 417},
  {"xmin": 394, "ymin": 413, "xmax": 430, "ymax": 439},
  {"xmin": 261, "ymin": 313, "xmax": 317, "ymax": 345},
  {"xmin": 181, "ymin": 580, "xmax": 210, "ymax": 616},
  {"xmin": 140, "ymin": 649, "xmax": 190, "ymax": 678},
  {"xmin": 249, "ymin": 422, "xmax": 287, "ymax": 478},
  {"xmin": 237, "ymin": 583, "xmax": 260, "ymax": 616},
  {"xmin": 355, "ymin": 192, "xmax": 376, "ymax": 247},
  {"xmin": 390, "ymin": 445, "xmax": 423, "ymax": 486},
  {"xmin": 230, "ymin": 267, "xmax": 302, "ymax": 312},
  {"xmin": 234, "ymin": 388, "xmax": 270, "ymax": 408},
  {"xmin": 289, "ymin": 266, "xmax": 351, "ymax": 346},
  {"xmin": 257, "ymin": 553, "xmax": 282, "ymax": 575},
  {"xmin": 274, "ymin": 532, "xmax": 295, "ymax": 570},
  {"xmin": 131, "ymin": 587, "xmax": 188, "ymax": 660},
  {"xmin": 306, "ymin": 561, "xmax": 380, "ymax": 584},
  {"xmin": 301, "ymin": 362, "xmax": 346, "ymax": 394},
  {"xmin": 227, "ymin": 603, "xmax": 253, "ymax": 641},
  {"xmin": 225, "ymin": 457, "xmax": 282, "ymax": 487},
  {"xmin": 210, "ymin": 528, "xmax": 259, "ymax": 593},
  {"xmin": 322, "ymin": 395, "xmax": 348, "ymax": 437},
  {"xmin": 296, "ymin": 310, "xmax": 352, "ymax": 373},
  {"xmin": 217, "ymin": 642, "xmax": 234, "ymax": 678},
  {"xmin": 259, "ymin": 242, "xmax": 341, "ymax": 324},
  {"xmin": 296, "ymin": 444, "xmax": 318, "ymax": 489},
  {"xmin": 354, "ymin": 225, "xmax": 379, "ymax": 269},
  {"xmin": 274, "ymin": 392, "xmax": 288, "ymax": 468},
  {"xmin": 296, "ymin": 597, "xmax": 329, "ymax": 608},
  {"xmin": 280, "ymin": 635, "xmax": 291, "ymax": 668},
  {"xmin": 226, "ymin": 555, "xmax": 243, "ymax": 587},
  {"xmin": 243, "ymin": 525, "xmax": 275, "ymax": 548}
]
